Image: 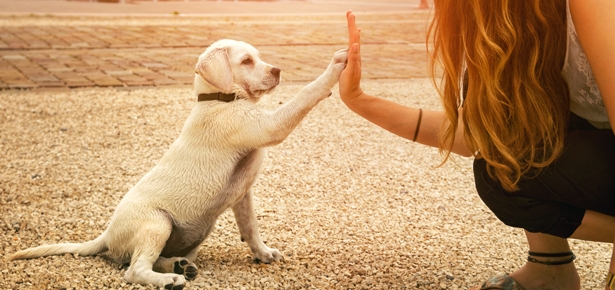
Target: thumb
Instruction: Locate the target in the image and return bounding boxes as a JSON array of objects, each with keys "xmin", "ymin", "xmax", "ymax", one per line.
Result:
[{"xmin": 340, "ymin": 42, "xmax": 363, "ymax": 101}]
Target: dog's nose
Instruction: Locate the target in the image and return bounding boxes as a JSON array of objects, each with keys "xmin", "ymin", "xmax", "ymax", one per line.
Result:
[{"xmin": 271, "ymin": 67, "xmax": 281, "ymax": 78}]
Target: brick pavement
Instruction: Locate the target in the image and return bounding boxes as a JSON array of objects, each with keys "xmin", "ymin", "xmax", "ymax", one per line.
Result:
[{"xmin": 0, "ymin": 2, "xmax": 433, "ymax": 90}]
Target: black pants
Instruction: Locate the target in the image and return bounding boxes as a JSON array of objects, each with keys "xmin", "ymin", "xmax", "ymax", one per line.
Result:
[{"xmin": 473, "ymin": 114, "xmax": 615, "ymax": 238}]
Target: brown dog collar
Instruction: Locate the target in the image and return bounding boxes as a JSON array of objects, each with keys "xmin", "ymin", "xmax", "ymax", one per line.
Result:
[{"xmin": 197, "ymin": 92, "xmax": 236, "ymax": 102}]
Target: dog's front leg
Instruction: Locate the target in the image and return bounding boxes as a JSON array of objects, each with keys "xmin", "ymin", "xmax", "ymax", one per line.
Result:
[
  {"xmin": 271, "ymin": 48, "xmax": 348, "ymax": 134},
  {"xmin": 302, "ymin": 48, "xmax": 349, "ymax": 98},
  {"xmin": 238, "ymin": 49, "xmax": 348, "ymax": 148},
  {"xmin": 232, "ymin": 189, "xmax": 283, "ymax": 263}
]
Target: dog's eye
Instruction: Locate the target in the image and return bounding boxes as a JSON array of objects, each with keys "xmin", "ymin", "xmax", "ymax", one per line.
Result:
[{"xmin": 241, "ymin": 58, "xmax": 253, "ymax": 65}]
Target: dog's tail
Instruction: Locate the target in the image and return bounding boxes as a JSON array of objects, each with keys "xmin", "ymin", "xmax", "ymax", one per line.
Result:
[{"xmin": 9, "ymin": 232, "xmax": 108, "ymax": 260}]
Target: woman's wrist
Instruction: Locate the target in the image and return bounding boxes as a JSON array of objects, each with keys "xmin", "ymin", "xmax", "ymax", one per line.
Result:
[
  {"xmin": 341, "ymin": 87, "xmax": 365, "ymax": 103},
  {"xmin": 341, "ymin": 91, "xmax": 369, "ymax": 113}
]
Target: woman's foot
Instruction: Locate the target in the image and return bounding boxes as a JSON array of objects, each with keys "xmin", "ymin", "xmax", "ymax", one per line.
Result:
[
  {"xmin": 471, "ymin": 261, "xmax": 580, "ymax": 290},
  {"xmin": 509, "ymin": 262, "xmax": 580, "ymax": 290}
]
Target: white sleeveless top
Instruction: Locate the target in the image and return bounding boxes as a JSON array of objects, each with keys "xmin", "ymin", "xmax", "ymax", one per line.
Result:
[{"xmin": 562, "ymin": 0, "xmax": 611, "ymax": 129}]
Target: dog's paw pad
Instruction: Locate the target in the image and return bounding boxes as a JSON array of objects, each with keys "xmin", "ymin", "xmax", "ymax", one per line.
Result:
[
  {"xmin": 173, "ymin": 261, "xmax": 185, "ymax": 274},
  {"xmin": 173, "ymin": 259, "xmax": 198, "ymax": 280},
  {"xmin": 184, "ymin": 265, "xmax": 198, "ymax": 280}
]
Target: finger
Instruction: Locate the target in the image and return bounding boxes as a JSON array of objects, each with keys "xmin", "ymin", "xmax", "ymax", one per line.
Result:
[
  {"xmin": 353, "ymin": 29, "xmax": 361, "ymax": 66},
  {"xmin": 347, "ymin": 11, "xmax": 359, "ymax": 47},
  {"xmin": 346, "ymin": 11, "xmax": 360, "ymax": 49}
]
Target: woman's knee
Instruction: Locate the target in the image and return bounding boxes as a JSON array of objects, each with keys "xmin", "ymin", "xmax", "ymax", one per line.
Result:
[{"xmin": 472, "ymin": 158, "xmax": 585, "ymax": 238}]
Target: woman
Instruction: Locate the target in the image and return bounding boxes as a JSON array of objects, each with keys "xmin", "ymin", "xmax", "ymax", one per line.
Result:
[{"xmin": 339, "ymin": 0, "xmax": 615, "ymax": 288}]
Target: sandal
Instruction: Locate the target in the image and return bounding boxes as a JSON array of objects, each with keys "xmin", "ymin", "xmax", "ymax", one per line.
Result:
[
  {"xmin": 477, "ymin": 274, "xmax": 526, "ymax": 290},
  {"xmin": 476, "ymin": 251, "xmax": 576, "ymax": 289}
]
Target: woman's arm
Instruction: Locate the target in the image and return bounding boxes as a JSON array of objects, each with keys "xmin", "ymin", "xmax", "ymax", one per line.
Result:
[
  {"xmin": 569, "ymin": 0, "xmax": 615, "ymax": 135},
  {"xmin": 339, "ymin": 11, "xmax": 472, "ymax": 156}
]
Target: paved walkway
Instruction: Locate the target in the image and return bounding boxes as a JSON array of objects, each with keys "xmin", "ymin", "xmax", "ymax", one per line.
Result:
[{"xmin": 0, "ymin": 0, "xmax": 433, "ymax": 90}]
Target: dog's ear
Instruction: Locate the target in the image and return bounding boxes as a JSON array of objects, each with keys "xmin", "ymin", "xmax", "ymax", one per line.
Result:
[{"xmin": 195, "ymin": 47, "xmax": 234, "ymax": 93}]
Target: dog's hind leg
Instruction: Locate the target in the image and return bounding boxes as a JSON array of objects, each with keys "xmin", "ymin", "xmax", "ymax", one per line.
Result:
[
  {"xmin": 232, "ymin": 189, "xmax": 283, "ymax": 263},
  {"xmin": 126, "ymin": 255, "xmax": 186, "ymax": 289},
  {"xmin": 124, "ymin": 215, "xmax": 186, "ymax": 289},
  {"xmin": 153, "ymin": 247, "xmax": 198, "ymax": 281}
]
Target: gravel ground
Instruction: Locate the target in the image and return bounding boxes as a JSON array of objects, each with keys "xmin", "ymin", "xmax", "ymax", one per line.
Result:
[{"xmin": 0, "ymin": 80, "xmax": 611, "ymax": 289}]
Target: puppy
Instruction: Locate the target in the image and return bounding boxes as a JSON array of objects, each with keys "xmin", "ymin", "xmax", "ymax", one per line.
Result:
[{"xmin": 10, "ymin": 39, "xmax": 348, "ymax": 290}]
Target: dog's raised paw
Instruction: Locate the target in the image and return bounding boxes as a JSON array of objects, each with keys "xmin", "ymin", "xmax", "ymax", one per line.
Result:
[
  {"xmin": 173, "ymin": 259, "xmax": 198, "ymax": 280},
  {"xmin": 327, "ymin": 49, "xmax": 348, "ymax": 78},
  {"xmin": 333, "ymin": 48, "xmax": 349, "ymax": 64}
]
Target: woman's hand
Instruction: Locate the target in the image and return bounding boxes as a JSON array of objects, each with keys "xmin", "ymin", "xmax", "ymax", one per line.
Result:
[{"xmin": 339, "ymin": 11, "xmax": 364, "ymax": 104}]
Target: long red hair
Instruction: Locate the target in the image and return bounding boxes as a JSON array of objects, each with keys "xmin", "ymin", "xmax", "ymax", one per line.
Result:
[{"xmin": 428, "ymin": 0, "xmax": 570, "ymax": 191}]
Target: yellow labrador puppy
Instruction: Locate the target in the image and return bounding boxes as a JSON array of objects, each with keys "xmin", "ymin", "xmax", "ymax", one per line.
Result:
[{"xmin": 10, "ymin": 39, "xmax": 348, "ymax": 290}]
